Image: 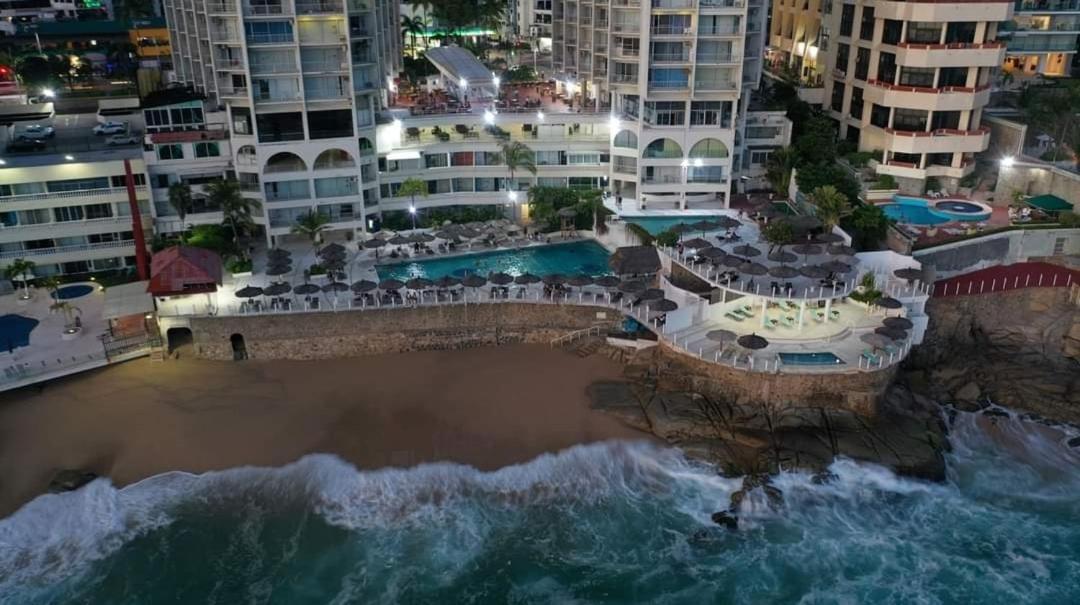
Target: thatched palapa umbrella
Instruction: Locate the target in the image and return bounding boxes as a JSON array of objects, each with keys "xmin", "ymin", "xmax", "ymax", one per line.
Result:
[
  {"xmin": 883, "ymin": 316, "xmax": 914, "ymax": 330},
  {"xmin": 617, "ymin": 280, "xmax": 646, "ymax": 293},
  {"xmin": 639, "ymin": 288, "xmax": 665, "ymax": 301},
  {"xmin": 861, "ymin": 333, "xmax": 893, "ymax": 349},
  {"xmin": 567, "ymin": 274, "xmax": 594, "ymax": 287},
  {"xmin": 263, "ymin": 282, "xmax": 291, "ymax": 296},
  {"xmin": 363, "ymin": 238, "xmax": 387, "ymax": 249},
  {"xmin": 827, "ymin": 244, "xmax": 856, "ymax": 256},
  {"xmin": 769, "ymin": 265, "xmax": 799, "ymax": 279},
  {"xmin": 814, "ymin": 232, "xmax": 844, "ymax": 244},
  {"xmin": 820, "ymin": 260, "xmax": 852, "ymax": 274},
  {"xmin": 461, "ymin": 274, "xmax": 487, "ymax": 288},
  {"xmin": 792, "ymin": 243, "xmax": 822, "ymax": 257},
  {"xmin": 798, "ymin": 264, "xmax": 830, "ymax": 278},
  {"xmin": 738, "ymin": 261, "xmax": 768, "ymax": 276},
  {"xmin": 294, "ymin": 283, "xmax": 321, "ymax": 295},
  {"xmin": 706, "ymin": 329, "xmax": 736, "ymax": 344},
  {"xmin": 388, "ymin": 235, "xmax": 411, "ymax": 246},
  {"xmin": 894, "ymin": 267, "xmax": 924, "ymax": 281},
  {"xmin": 875, "ymin": 326, "xmax": 907, "ymax": 341},
  {"xmin": 731, "ymin": 244, "xmax": 761, "ymax": 257},
  {"xmin": 406, "ymin": 277, "xmax": 434, "ymax": 290},
  {"xmin": 514, "ymin": 273, "xmax": 541, "ymax": 285},
  {"xmin": 715, "ymin": 216, "xmax": 742, "ymax": 230},
  {"xmin": 379, "ymin": 278, "xmax": 405, "ymax": 291},
  {"xmin": 542, "ymin": 273, "xmax": 566, "ymax": 286},
  {"xmin": 488, "ymin": 272, "xmax": 514, "ymax": 285},
  {"xmin": 435, "ymin": 276, "xmax": 462, "ymax": 288},
  {"xmin": 649, "ymin": 299, "xmax": 678, "ymax": 312},
  {"xmin": 682, "ymin": 237, "xmax": 712, "ymax": 250},
  {"xmin": 235, "ymin": 286, "xmax": 263, "ymax": 298},
  {"xmin": 767, "ymin": 249, "xmax": 797, "ymax": 263},
  {"xmin": 351, "ymin": 280, "xmax": 377, "ymax": 292},
  {"xmin": 875, "ymin": 296, "xmax": 902, "ymax": 309},
  {"xmin": 737, "ymin": 333, "xmax": 769, "ymax": 349},
  {"xmin": 322, "ymin": 281, "xmax": 349, "ymax": 293},
  {"xmin": 594, "ymin": 275, "xmax": 621, "ymax": 288}
]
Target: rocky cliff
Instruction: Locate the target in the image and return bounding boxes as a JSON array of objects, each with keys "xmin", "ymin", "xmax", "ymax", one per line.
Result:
[{"xmin": 904, "ymin": 286, "xmax": 1080, "ymax": 424}]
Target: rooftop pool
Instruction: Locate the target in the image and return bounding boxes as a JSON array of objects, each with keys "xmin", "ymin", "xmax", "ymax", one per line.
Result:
[
  {"xmin": 377, "ymin": 241, "xmax": 612, "ymax": 281},
  {"xmin": 879, "ymin": 196, "xmax": 992, "ymax": 226},
  {"xmin": 778, "ymin": 352, "xmax": 845, "ymax": 366},
  {"xmin": 622, "ymin": 215, "xmax": 723, "ymax": 235}
]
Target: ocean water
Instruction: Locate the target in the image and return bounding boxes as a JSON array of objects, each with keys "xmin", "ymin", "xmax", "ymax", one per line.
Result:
[{"xmin": 2, "ymin": 410, "xmax": 1079, "ymax": 604}]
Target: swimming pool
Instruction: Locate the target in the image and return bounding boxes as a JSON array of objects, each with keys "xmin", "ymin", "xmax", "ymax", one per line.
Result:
[
  {"xmin": 879, "ymin": 196, "xmax": 992, "ymax": 225},
  {"xmin": 778, "ymin": 352, "xmax": 845, "ymax": 366},
  {"xmin": 378, "ymin": 241, "xmax": 612, "ymax": 281},
  {"xmin": 622, "ymin": 216, "xmax": 723, "ymax": 235},
  {"xmin": 0, "ymin": 314, "xmax": 39, "ymax": 350},
  {"xmin": 51, "ymin": 284, "xmax": 94, "ymax": 300}
]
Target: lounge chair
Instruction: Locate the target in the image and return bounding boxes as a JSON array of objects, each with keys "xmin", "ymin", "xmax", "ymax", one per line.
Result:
[
  {"xmin": 861, "ymin": 349, "xmax": 882, "ymax": 364},
  {"xmin": 830, "ymin": 309, "xmax": 840, "ymax": 319},
  {"xmin": 781, "ymin": 316, "xmax": 795, "ymax": 328},
  {"xmin": 724, "ymin": 312, "xmax": 743, "ymax": 322},
  {"xmin": 740, "ymin": 304, "xmax": 754, "ymax": 316}
]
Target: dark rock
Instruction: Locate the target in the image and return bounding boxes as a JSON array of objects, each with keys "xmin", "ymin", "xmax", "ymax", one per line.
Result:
[
  {"xmin": 1067, "ymin": 436, "xmax": 1080, "ymax": 448},
  {"xmin": 48, "ymin": 469, "xmax": 97, "ymax": 493},
  {"xmin": 689, "ymin": 527, "xmax": 725, "ymax": 548},
  {"xmin": 710, "ymin": 511, "xmax": 738, "ymax": 530},
  {"xmin": 983, "ymin": 409, "xmax": 1011, "ymax": 419},
  {"xmin": 811, "ymin": 470, "xmax": 838, "ymax": 485}
]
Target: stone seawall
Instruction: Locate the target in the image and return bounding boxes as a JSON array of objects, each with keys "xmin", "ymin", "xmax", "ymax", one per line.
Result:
[{"xmin": 189, "ymin": 304, "xmax": 622, "ymax": 361}]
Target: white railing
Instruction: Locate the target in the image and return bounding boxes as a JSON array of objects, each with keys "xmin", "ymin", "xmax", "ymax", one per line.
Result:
[
  {"xmin": 0, "ymin": 240, "xmax": 132, "ymax": 260},
  {"xmin": 0, "ymin": 216, "xmax": 128, "ymax": 235},
  {"xmin": 0, "ymin": 186, "xmax": 147, "ymax": 204},
  {"xmin": 551, "ymin": 325, "xmax": 602, "ymax": 347}
]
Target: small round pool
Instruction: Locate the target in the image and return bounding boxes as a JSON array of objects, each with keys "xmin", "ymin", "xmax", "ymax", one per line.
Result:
[
  {"xmin": 879, "ymin": 196, "xmax": 991, "ymax": 226},
  {"xmin": 51, "ymin": 284, "xmax": 95, "ymax": 300}
]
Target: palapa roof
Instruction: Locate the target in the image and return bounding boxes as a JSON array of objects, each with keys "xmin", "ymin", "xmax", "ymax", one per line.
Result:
[
  {"xmin": 147, "ymin": 246, "xmax": 222, "ymax": 296},
  {"xmin": 608, "ymin": 246, "xmax": 661, "ymax": 275}
]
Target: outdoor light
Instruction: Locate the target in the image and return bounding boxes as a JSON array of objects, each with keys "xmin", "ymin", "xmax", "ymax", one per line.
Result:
[
  {"xmin": 483, "ymin": 109, "xmax": 496, "ymax": 125},
  {"xmin": 408, "ymin": 205, "xmax": 416, "ymax": 215},
  {"xmin": 392, "ymin": 118, "xmax": 402, "ymax": 130},
  {"xmin": 0, "ymin": 159, "xmax": 6, "ymax": 165},
  {"xmin": 536, "ymin": 111, "xmax": 545, "ymax": 122},
  {"xmin": 459, "ymin": 77, "xmax": 468, "ymax": 88},
  {"xmin": 508, "ymin": 190, "xmax": 518, "ymax": 202},
  {"xmin": 41, "ymin": 88, "xmax": 55, "ymax": 98},
  {"xmin": 681, "ymin": 159, "xmax": 690, "ymax": 168},
  {"xmin": 64, "ymin": 154, "xmax": 74, "ymax": 161},
  {"xmin": 608, "ymin": 114, "xmax": 620, "ymax": 130},
  {"xmin": 387, "ymin": 76, "xmax": 397, "ymax": 92},
  {"xmin": 493, "ymin": 75, "xmax": 501, "ymax": 88},
  {"xmin": 1001, "ymin": 156, "xmax": 1015, "ymax": 168},
  {"xmin": 694, "ymin": 158, "xmax": 703, "ymax": 167}
]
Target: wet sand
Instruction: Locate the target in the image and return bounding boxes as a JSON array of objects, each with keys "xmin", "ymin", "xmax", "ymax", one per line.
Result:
[{"xmin": 0, "ymin": 344, "xmax": 648, "ymax": 517}]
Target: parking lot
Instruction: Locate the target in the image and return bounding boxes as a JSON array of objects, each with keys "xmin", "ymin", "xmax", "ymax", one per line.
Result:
[{"xmin": 2, "ymin": 111, "xmax": 146, "ymax": 159}]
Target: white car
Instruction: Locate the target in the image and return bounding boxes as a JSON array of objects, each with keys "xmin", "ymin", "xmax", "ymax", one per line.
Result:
[
  {"xmin": 17, "ymin": 124, "xmax": 55, "ymax": 140},
  {"xmin": 105, "ymin": 134, "xmax": 140, "ymax": 146},
  {"xmin": 93, "ymin": 121, "xmax": 128, "ymax": 135}
]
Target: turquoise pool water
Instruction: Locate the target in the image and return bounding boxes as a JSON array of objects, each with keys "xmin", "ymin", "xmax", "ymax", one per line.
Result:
[
  {"xmin": 378, "ymin": 241, "xmax": 612, "ymax": 281},
  {"xmin": 51, "ymin": 284, "xmax": 94, "ymax": 300},
  {"xmin": 880, "ymin": 196, "xmax": 991, "ymax": 226},
  {"xmin": 623, "ymin": 215, "xmax": 722, "ymax": 235},
  {"xmin": 778, "ymin": 352, "xmax": 845, "ymax": 366}
]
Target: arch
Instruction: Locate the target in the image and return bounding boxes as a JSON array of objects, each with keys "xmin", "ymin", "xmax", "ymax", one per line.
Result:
[
  {"xmin": 642, "ymin": 138, "xmax": 683, "ymax": 159},
  {"xmin": 313, "ymin": 148, "xmax": 355, "ymax": 170},
  {"xmin": 358, "ymin": 137, "xmax": 374, "ymax": 156},
  {"xmin": 689, "ymin": 138, "xmax": 729, "ymax": 159},
  {"xmin": 166, "ymin": 327, "xmax": 192, "ymax": 353},
  {"xmin": 613, "ymin": 130, "xmax": 638, "ymax": 149},
  {"xmin": 236, "ymin": 144, "xmax": 257, "ymax": 165},
  {"xmin": 264, "ymin": 152, "xmax": 307, "ymax": 173},
  {"xmin": 230, "ymin": 333, "xmax": 247, "ymax": 361}
]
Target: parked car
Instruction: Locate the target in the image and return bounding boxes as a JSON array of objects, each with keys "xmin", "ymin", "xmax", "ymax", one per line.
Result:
[
  {"xmin": 92, "ymin": 121, "xmax": 128, "ymax": 135},
  {"xmin": 105, "ymin": 133, "xmax": 139, "ymax": 146},
  {"xmin": 17, "ymin": 124, "xmax": 55, "ymax": 140},
  {"xmin": 6, "ymin": 139, "xmax": 46, "ymax": 152}
]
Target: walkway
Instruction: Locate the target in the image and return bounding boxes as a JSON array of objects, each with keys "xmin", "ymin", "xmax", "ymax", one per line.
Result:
[{"xmin": 932, "ymin": 261, "xmax": 1078, "ymax": 297}]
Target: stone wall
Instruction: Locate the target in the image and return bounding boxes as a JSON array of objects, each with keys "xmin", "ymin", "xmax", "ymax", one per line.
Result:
[
  {"xmin": 993, "ymin": 162, "xmax": 1080, "ymax": 212},
  {"xmin": 190, "ymin": 304, "xmax": 621, "ymax": 360}
]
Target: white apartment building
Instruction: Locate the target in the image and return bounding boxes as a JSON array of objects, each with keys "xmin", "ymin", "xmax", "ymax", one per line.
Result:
[
  {"xmin": 518, "ymin": 0, "xmax": 555, "ymax": 45},
  {"xmin": 0, "ymin": 150, "xmax": 151, "ymax": 278},
  {"xmin": 550, "ymin": 0, "xmax": 766, "ymax": 210},
  {"xmin": 821, "ymin": 0, "xmax": 1012, "ymax": 189}
]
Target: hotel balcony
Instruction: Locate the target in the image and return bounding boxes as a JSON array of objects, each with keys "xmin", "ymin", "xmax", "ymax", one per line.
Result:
[
  {"xmin": 295, "ymin": 0, "xmax": 343, "ymax": 15},
  {"xmin": 696, "ymin": 52, "xmax": 741, "ymax": 64},
  {"xmin": 864, "ymin": 80, "xmax": 991, "ymax": 112},
  {"xmin": 700, "ymin": 0, "xmax": 746, "ymax": 9},
  {"xmin": 874, "ymin": 0, "xmax": 1013, "ymax": 23},
  {"xmin": 651, "ymin": 0, "xmax": 694, "ymax": 9},
  {"xmin": 206, "ymin": 1, "xmax": 238, "ymax": 14},
  {"xmin": 0, "ymin": 187, "xmax": 148, "ymax": 213},
  {"xmin": 894, "ymin": 42, "xmax": 1007, "ymax": 68},
  {"xmin": 1014, "ymin": 0, "xmax": 1080, "ymax": 12},
  {"xmin": 0, "ymin": 240, "xmax": 136, "ymax": 264},
  {"xmin": 1005, "ymin": 36, "xmax": 1080, "ymax": 53},
  {"xmin": 883, "ymin": 127, "xmax": 991, "ymax": 155},
  {"xmin": 243, "ymin": 1, "xmax": 293, "ymax": 16}
]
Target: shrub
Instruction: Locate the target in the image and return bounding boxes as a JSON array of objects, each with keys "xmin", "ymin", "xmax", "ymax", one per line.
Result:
[
  {"xmin": 873, "ymin": 174, "xmax": 898, "ymax": 190},
  {"xmin": 225, "ymin": 257, "xmax": 252, "ymax": 274},
  {"xmin": 626, "ymin": 223, "xmax": 655, "ymax": 245},
  {"xmin": 655, "ymin": 229, "xmax": 680, "ymax": 248},
  {"xmin": 924, "ymin": 177, "xmax": 942, "ymax": 194},
  {"xmin": 308, "ymin": 264, "xmax": 327, "ymax": 276},
  {"xmin": 1059, "ymin": 212, "xmax": 1080, "ymax": 228},
  {"xmin": 959, "ymin": 172, "xmax": 978, "ymax": 188},
  {"xmin": 845, "ymin": 151, "xmax": 875, "ymax": 168}
]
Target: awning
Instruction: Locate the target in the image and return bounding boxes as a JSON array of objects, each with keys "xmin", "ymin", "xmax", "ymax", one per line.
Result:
[
  {"xmin": 1026, "ymin": 194, "xmax": 1073, "ymax": 213},
  {"xmin": 102, "ymin": 281, "xmax": 155, "ymax": 320}
]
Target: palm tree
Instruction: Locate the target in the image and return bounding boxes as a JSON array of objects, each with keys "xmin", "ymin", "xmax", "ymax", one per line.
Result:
[
  {"xmin": 761, "ymin": 219, "xmax": 794, "ymax": 253},
  {"xmin": 765, "ymin": 147, "xmax": 796, "ymax": 197},
  {"xmin": 396, "ymin": 178, "xmax": 428, "ymax": 229},
  {"xmin": 809, "ymin": 185, "xmax": 851, "ymax": 230},
  {"xmin": 291, "ymin": 210, "xmax": 331, "ymax": 253},
  {"xmin": 207, "ymin": 178, "xmax": 261, "ymax": 259},
  {"xmin": 167, "ymin": 182, "xmax": 194, "ymax": 240},
  {"xmin": 496, "ymin": 140, "xmax": 537, "ymax": 194},
  {"xmin": 411, "ymin": 0, "xmax": 436, "ymax": 47},
  {"xmin": 401, "ymin": 15, "xmax": 426, "ymax": 53},
  {"xmin": 3, "ymin": 258, "xmax": 35, "ymax": 299},
  {"xmin": 50, "ymin": 300, "xmax": 82, "ymax": 331}
]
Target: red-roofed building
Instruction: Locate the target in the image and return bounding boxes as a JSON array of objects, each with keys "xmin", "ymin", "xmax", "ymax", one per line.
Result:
[{"xmin": 147, "ymin": 246, "xmax": 222, "ymax": 296}]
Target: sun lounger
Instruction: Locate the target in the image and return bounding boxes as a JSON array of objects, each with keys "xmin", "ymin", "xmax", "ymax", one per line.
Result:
[
  {"xmin": 830, "ymin": 309, "xmax": 840, "ymax": 319},
  {"xmin": 861, "ymin": 349, "xmax": 882, "ymax": 364},
  {"xmin": 781, "ymin": 316, "xmax": 795, "ymax": 328},
  {"xmin": 740, "ymin": 304, "xmax": 754, "ymax": 316},
  {"xmin": 724, "ymin": 312, "xmax": 743, "ymax": 322}
]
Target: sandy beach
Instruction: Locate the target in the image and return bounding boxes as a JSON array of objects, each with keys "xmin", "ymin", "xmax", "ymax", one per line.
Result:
[{"xmin": 0, "ymin": 344, "xmax": 648, "ymax": 517}]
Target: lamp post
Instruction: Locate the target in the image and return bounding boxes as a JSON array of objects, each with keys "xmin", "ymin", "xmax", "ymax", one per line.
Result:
[
  {"xmin": 409, "ymin": 204, "xmax": 417, "ymax": 230},
  {"xmin": 508, "ymin": 190, "xmax": 519, "ymax": 223}
]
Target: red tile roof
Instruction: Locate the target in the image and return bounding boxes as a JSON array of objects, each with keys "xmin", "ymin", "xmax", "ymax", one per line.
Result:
[{"xmin": 147, "ymin": 245, "xmax": 222, "ymax": 296}]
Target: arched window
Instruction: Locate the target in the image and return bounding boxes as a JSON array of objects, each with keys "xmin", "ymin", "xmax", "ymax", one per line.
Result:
[
  {"xmin": 613, "ymin": 130, "xmax": 638, "ymax": 149},
  {"xmin": 689, "ymin": 138, "xmax": 729, "ymax": 159},
  {"xmin": 236, "ymin": 145, "xmax": 257, "ymax": 166},
  {"xmin": 641, "ymin": 138, "xmax": 683, "ymax": 159},
  {"xmin": 313, "ymin": 149, "xmax": 355, "ymax": 170},
  {"xmin": 358, "ymin": 137, "xmax": 374, "ymax": 156},
  {"xmin": 264, "ymin": 152, "xmax": 307, "ymax": 173}
]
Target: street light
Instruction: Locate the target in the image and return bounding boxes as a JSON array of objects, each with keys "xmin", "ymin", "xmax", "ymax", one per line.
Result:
[
  {"xmin": 64, "ymin": 154, "xmax": 74, "ymax": 161},
  {"xmin": 536, "ymin": 111, "xmax": 545, "ymax": 122},
  {"xmin": 1001, "ymin": 155, "xmax": 1015, "ymax": 168},
  {"xmin": 41, "ymin": 88, "xmax": 55, "ymax": 99},
  {"xmin": 680, "ymin": 160, "xmax": 691, "ymax": 210},
  {"xmin": 408, "ymin": 204, "xmax": 417, "ymax": 230},
  {"xmin": 483, "ymin": 109, "xmax": 496, "ymax": 125}
]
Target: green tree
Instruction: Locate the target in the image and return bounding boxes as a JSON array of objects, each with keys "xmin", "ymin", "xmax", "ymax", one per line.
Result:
[
  {"xmin": 185, "ymin": 224, "xmax": 232, "ymax": 256},
  {"xmin": 809, "ymin": 185, "xmax": 851, "ymax": 230},
  {"xmin": 291, "ymin": 210, "xmax": 331, "ymax": 252},
  {"xmin": 395, "ymin": 177, "xmax": 428, "ymax": 214},
  {"xmin": 575, "ymin": 189, "xmax": 610, "ymax": 234},
  {"xmin": 167, "ymin": 182, "xmax": 194, "ymax": 240},
  {"xmin": 655, "ymin": 229, "xmax": 680, "ymax": 248},
  {"xmin": 496, "ymin": 140, "xmax": 537, "ymax": 192},
  {"xmin": 3, "ymin": 258, "xmax": 36, "ymax": 299},
  {"xmin": 844, "ymin": 203, "xmax": 891, "ymax": 250},
  {"xmin": 207, "ymin": 179, "xmax": 260, "ymax": 258},
  {"xmin": 793, "ymin": 114, "xmax": 838, "ymax": 166},
  {"xmin": 400, "ymin": 15, "xmax": 426, "ymax": 52},
  {"xmin": 1022, "ymin": 81, "xmax": 1080, "ymax": 164},
  {"xmin": 796, "ymin": 162, "xmax": 861, "ymax": 203},
  {"xmin": 527, "ymin": 186, "xmax": 580, "ymax": 230},
  {"xmin": 49, "ymin": 301, "xmax": 82, "ymax": 330},
  {"xmin": 765, "ymin": 147, "xmax": 796, "ymax": 196},
  {"xmin": 761, "ymin": 220, "xmax": 794, "ymax": 253}
]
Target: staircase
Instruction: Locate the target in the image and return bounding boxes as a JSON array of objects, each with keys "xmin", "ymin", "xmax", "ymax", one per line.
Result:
[
  {"xmin": 566, "ymin": 337, "xmax": 604, "ymax": 358},
  {"xmin": 149, "ymin": 344, "xmax": 166, "ymax": 362}
]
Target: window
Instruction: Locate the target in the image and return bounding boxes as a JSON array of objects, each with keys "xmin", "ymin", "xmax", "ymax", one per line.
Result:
[
  {"xmin": 892, "ymin": 108, "xmax": 928, "ymax": 133},
  {"xmin": 154, "ymin": 174, "xmax": 170, "ymax": 189},
  {"xmin": 877, "ymin": 52, "xmax": 896, "ymax": 85},
  {"xmin": 882, "ymin": 19, "xmax": 902, "ymax": 45},
  {"xmin": 854, "ymin": 48, "xmax": 870, "ymax": 81},
  {"xmin": 157, "ymin": 144, "xmax": 184, "ymax": 160},
  {"xmin": 928, "ymin": 153, "xmax": 954, "ymax": 167},
  {"xmin": 945, "ymin": 22, "xmax": 976, "ymax": 44},
  {"xmin": 48, "ymin": 177, "xmax": 109, "ymax": 192},
  {"xmin": 930, "ymin": 111, "xmax": 961, "ymax": 130},
  {"xmin": 642, "ymin": 138, "xmax": 683, "ymax": 159},
  {"xmin": 938, "ymin": 67, "xmax": 968, "ymax": 87},
  {"xmin": 687, "ymin": 166, "xmax": 724, "ymax": 183},
  {"xmin": 849, "ymin": 86, "xmax": 864, "ymax": 120},
  {"xmin": 831, "ymin": 82, "xmax": 845, "ymax": 113},
  {"xmin": 109, "ymin": 174, "xmax": 146, "ymax": 187},
  {"xmin": 839, "ymin": 4, "xmax": 855, "ymax": 37},
  {"xmin": 643, "ymin": 101, "xmax": 685, "ymax": 126},
  {"xmin": 567, "ymin": 152, "xmax": 601, "ymax": 165},
  {"xmin": 835, "ymin": 43, "xmax": 850, "ymax": 75},
  {"xmin": 314, "ymin": 176, "xmax": 357, "ymax": 198},
  {"xmin": 613, "ymin": 130, "xmax": 638, "ymax": 148},
  {"xmin": 53, "ymin": 206, "xmax": 84, "ymax": 222},
  {"xmin": 688, "ymin": 138, "xmax": 728, "ymax": 158},
  {"xmin": 859, "ymin": 6, "xmax": 875, "ymax": 41},
  {"xmin": 906, "ymin": 22, "xmax": 940, "ymax": 44},
  {"xmin": 425, "ymin": 153, "xmax": 449, "ymax": 168},
  {"xmin": 244, "ymin": 20, "xmax": 294, "ymax": 44},
  {"xmin": 85, "ymin": 203, "xmax": 113, "ymax": 219},
  {"xmin": 899, "ymin": 67, "xmax": 935, "ymax": 88},
  {"xmin": 750, "ymin": 151, "xmax": 772, "ymax": 165},
  {"xmin": 690, "ymin": 101, "xmax": 732, "ymax": 127},
  {"xmin": 194, "ymin": 142, "xmax": 220, "ymax": 158},
  {"xmin": 264, "ymin": 179, "xmax": 310, "ymax": 201},
  {"xmin": 870, "ymin": 104, "xmax": 890, "ymax": 128}
]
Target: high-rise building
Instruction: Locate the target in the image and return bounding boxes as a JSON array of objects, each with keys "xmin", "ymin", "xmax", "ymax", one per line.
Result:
[
  {"xmin": 163, "ymin": 0, "xmax": 400, "ymax": 243},
  {"xmin": 1001, "ymin": 0, "xmax": 1080, "ymax": 80},
  {"xmin": 819, "ymin": 0, "xmax": 1012, "ymax": 189},
  {"xmin": 551, "ymin": 0, "xmax": 767, "ymax": 210}
]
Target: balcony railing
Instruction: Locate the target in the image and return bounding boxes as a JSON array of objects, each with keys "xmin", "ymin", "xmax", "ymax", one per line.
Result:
[
  {"xmin": 612, "ymin": 73, "xmax": 639, "ymax": 83},
  {"xmin": 612, "ymin": 23, "xmax": 641, "ymax": 33},
  {"xmin": 246, "ymin": 33, "xmax": 294, "ymax": 44},
  {"xmin": 296, "ymin": 0, "xmax": 344, "ymax": 14},
  {"xmin": 254, "ymin": 91, "xmax": 302, "ymax": 103},
  {"xmin": 700, "ymin": 0, "xmax": 744, "ymax": 7},
  {"xmin": 651, "ymin": 25, "xmax": 694, "ymax": 36},
  {"xmin": 652, "ymin": 0, "xmax": 693, "ymax": 7},
  {"xmin": 696, "ymin": 52, "xmax": 740, "ymax": 63},
  {"xmin": 215, "ymin": 57, "xmax": 245, "ymax": 69},
  {"xmin": 1015, "ymin": 0, "xmax": 1080, "ymax": 11},
  {"xmin": 0, "ymin": 240, "xmax": 133, "ymax": 260},
  {"xmin": 651, "ymin": 52, "xmax": 691, "ymax": 62},
  {"xmin": 302, "ymin": 61, "xmax": 348, "ymax": 72},
  {"xmin": 206, "ymin": 1, "xmax": 237, "ymax": 13},
  {"xmin": 699, "ymin": 26, "xmax": 741, "ymax": 36},
  {"xmin": 251, "ymin": 61, "xmax": 298, "ymax": 74},
  {"xmin": 0, "ymin": 217, "xmax": 130, "ymax": 236},
  {"xmin": 0, "ymin": 186, "xmax": 147, "ymax": 204},
  {"xmin": 219, "ymin": 86, "xmax": 249, "ymax": 97},
  {"xmin": 211, "ymin": 29, "xmax": 242, "ymax": 42},
  {"xmin": 649, "ymin": 79, "xmax": 690, "ymax": 89},
  {"xmin": 244, "ymin": 2, "xmax": 292, "ymax": 15},
  {"xmin": 695, "ymin": 80, "xmax": 738, "ymax": 90}
]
